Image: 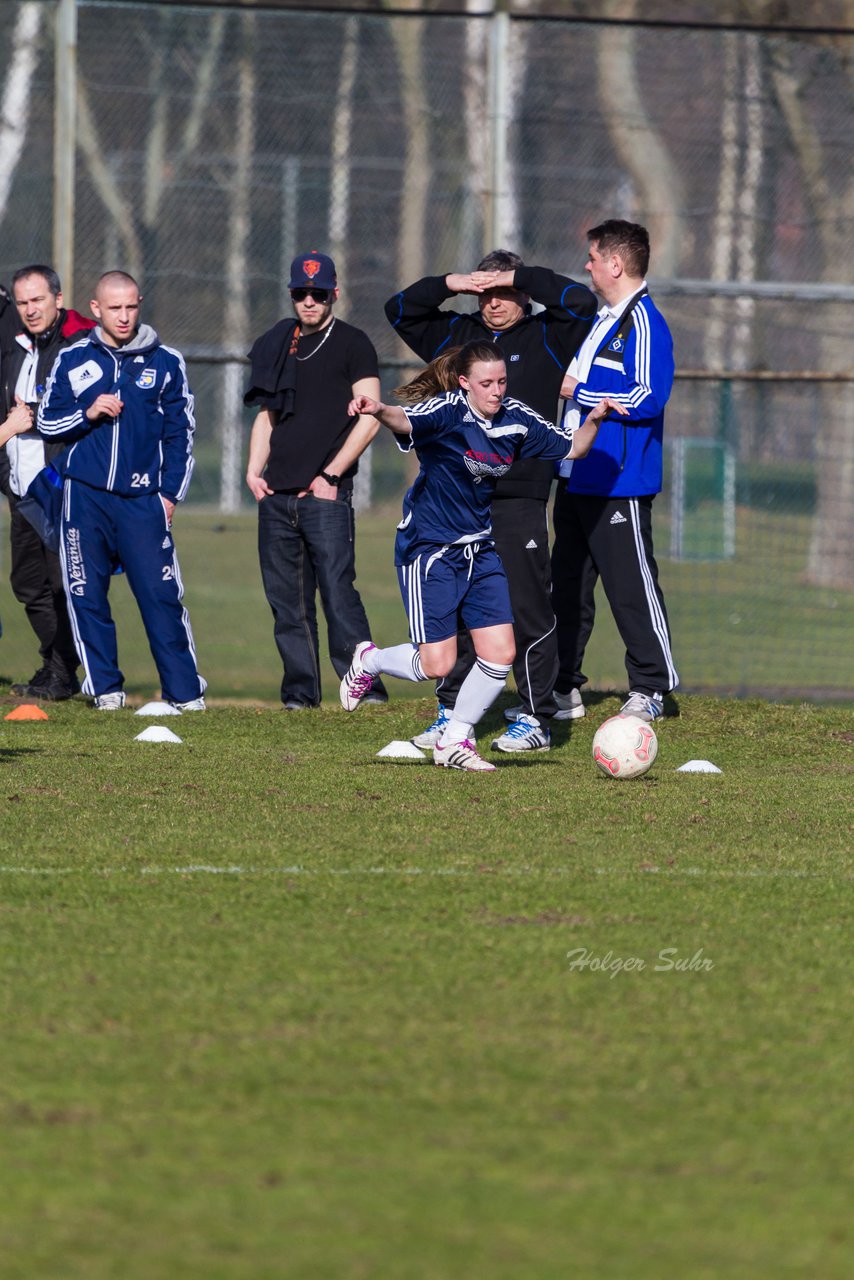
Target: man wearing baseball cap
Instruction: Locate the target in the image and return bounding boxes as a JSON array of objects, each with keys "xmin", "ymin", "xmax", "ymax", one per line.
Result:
[{"xmin": 244, "ymin": 252, "xmax": 388, "ymax": 710}]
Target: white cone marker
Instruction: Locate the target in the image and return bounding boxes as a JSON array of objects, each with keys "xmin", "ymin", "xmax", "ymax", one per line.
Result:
[
  {"xmin": 375, "ymin": 740, "xmax": 426, "ymax": 761},
  {"xmin": 135, "ymin": 725, "xmax": 183, "ymax": 744}
]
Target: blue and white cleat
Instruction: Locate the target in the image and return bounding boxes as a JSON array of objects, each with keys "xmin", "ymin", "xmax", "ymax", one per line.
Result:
[
  {"xmin": 411, "ymin": 702, "xmax": 451, "ymax": 748},
  {"xmin": 491, "ymin": 714, "xmax": 551, "ymax": 753}
]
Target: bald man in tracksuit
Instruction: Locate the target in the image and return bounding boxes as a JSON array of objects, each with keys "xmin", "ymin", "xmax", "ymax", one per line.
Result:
[{"xmin": 37, "ymin": 271, "xmax": 206, "ymax": 710}]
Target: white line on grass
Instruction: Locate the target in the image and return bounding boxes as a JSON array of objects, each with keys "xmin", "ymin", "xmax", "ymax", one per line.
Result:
[{"xmin": 0, "ymin": 864, "xmax": 848, "ymax": 880}]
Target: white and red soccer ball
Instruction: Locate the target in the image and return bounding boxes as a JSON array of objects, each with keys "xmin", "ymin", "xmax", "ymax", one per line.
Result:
[{"xmin": 592, "ymin": 714, "xmax": 658, "ymax": 780}]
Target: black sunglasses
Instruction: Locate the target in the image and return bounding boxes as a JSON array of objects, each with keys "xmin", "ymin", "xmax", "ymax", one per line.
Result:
[{"xmin": 291, "ymin": 287, "xmax": 331, "ymax": 303}]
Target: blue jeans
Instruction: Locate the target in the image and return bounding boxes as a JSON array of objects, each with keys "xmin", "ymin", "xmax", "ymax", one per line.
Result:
[{"xmin": 257, "ymin": 491, "xmax": 387, "ymax": 706}]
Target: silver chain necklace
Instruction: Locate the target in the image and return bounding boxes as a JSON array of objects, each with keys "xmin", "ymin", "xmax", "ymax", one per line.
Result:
[{"xmin": 296, "ymin": 317, "xmax": 336, "ymax": 361}]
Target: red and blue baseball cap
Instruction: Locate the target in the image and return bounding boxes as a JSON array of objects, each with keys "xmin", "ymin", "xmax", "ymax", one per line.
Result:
[{"xmin": 288, "ymin": 252, "xmax": 337, "ymax": 290}]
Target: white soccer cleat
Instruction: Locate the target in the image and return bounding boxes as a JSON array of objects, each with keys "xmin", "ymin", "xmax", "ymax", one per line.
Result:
[
  {"xmin": 169, "ymin": 697, "xmax": 206, "ymax": 711},
  {"xmin": 339, "ymin": 641, "xmax": 377, "ymax": 711},
  {"xmin": 504, "ymin": 689, "xmax": 585, "ymax": 723},
  {"xmin": 491, "ymin": 715, "xmax": 551, "ymax": 753},
  {"xmin": 619, "ymin": 691, "xmax": 663, "ymax": 723},
  {"xmin": 553, "ymin": 688, "xmax": 585, "ymax": 721},
  {"xmin": 93, "ymin": 691, "xmax": 126, "ymax": 711},
  {"xmin": 432, "ymin": 738, "xmax": 496, "ymax": 772}
]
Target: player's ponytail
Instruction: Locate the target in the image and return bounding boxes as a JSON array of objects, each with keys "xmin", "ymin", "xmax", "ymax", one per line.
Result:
[{"xmin": 395, "ymin": 340, "xmax": 504, "ymax": 405}]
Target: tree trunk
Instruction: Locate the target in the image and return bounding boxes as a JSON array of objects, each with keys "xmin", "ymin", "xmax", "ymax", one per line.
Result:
[
  {"xmin": 388, "ymin": 10, "xmax": 430, "ymax": 292},
  {"xmin": 329, "ymin": 15, "xmax": 359, "ymax": 316},
  {"xmin": 596, "ymin": 21, "xmax": 684, "ymax": 275},
  {"xmin": 770, "ymin": 43, "xmax": 854, "ymax": 588},
  {"xmin": 221, "ymin": 13, "xmax": 257, "ymax": 514},
  {"xmin": 0, "ymin": 3, "xmax": 43, "ymax": 224}
]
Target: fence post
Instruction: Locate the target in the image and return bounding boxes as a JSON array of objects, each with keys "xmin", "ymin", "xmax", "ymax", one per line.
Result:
[
  {"xmin": 220, "ymin": 361, "xmax": 243, "ymax": 514},
  {"xmin": 670, "ymin": 436, "xmax": 685, "ymax": 560},
  {"xmin": 485, "ymin": 5, "xmax": 510, "ymax": 248},
  {"xmin": 53, "ymin": 0, "xmax": 77, "ymax": 298}
]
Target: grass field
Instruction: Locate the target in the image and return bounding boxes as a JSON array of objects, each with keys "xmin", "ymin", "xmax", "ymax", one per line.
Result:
[
  {"xmin": 0, "ymin": 505, "xmax": 849, "ymax": 705},
  {"xmin": 0, "ymin": 511, "xmax": 851, "ymax": 1277}
]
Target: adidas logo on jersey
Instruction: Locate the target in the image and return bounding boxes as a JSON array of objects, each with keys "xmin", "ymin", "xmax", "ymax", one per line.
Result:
[
  {"xmin": 463, "ymin": 412, "xmax": 475, "ymax": 422},
  {"xmin": 526, "ymin": 539, "xmax": 538, "ymax": 549},
  {"xmin": 610, "ymin": 510, "xmax": 628, "ymax": 525}
]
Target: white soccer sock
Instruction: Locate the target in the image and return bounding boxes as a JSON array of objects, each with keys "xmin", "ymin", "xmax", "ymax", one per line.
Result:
[
  {"xmin": 364, "ymin": 643, "xmax": 424, "ymax": 682},
  {"xmin": 440, "ymin": 657, "xmax": 511, "ymax": 745}
]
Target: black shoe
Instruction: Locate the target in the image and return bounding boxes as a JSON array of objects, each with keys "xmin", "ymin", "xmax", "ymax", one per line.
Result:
[
  {"xmin": 10, "ymin": 666, "xmax": 51, "ymax": 697},
  {"xmin": 30, "ymin": 671, "xmax": 81, "ymax": 701}
]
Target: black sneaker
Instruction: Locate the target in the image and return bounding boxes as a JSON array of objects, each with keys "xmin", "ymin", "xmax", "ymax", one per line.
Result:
[
  {"xmin": 31, "ymin": 671, "xmax": 81, "ymax": 701},
  {"xmin": 10, "ymin": 666, "xmax": 51, "ymax": 697}
]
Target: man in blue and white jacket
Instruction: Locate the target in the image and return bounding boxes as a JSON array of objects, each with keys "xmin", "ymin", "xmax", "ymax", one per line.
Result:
[
  {"xmin": 551, "ymin": 221, "xmax": 678, "ymax": 723},
  {"xmin": 37, "ymin": 271, "xmax": 206, "ymax": 710}
]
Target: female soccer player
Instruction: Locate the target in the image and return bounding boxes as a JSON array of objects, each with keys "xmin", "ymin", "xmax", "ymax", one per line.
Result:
[{"xmin": 340, "ymin": 340, "xmax": 626, "ymax": 772}]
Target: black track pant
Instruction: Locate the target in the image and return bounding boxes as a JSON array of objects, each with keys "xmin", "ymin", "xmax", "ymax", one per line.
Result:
[
  {"xmin": 8, "ymin": 493, "xmax": 79, "ymax": 680},
  {"xmin": 436, "ymin": 496, "xmax": 559, "ymax": 721},
  {"xmin": 551, "ymin": 486, "xmax": 678, "ymax": 697}
]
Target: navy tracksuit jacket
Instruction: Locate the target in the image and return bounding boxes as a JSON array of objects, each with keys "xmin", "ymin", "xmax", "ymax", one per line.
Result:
[{"xmin": 37, "ymin": 324, "xmax": 205, "ymax": 701}]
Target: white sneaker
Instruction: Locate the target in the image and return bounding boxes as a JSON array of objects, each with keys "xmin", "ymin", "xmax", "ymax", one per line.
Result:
[
  {"xmin": 412, "ymin": 703, "xmax": 451, "ymax": 748},
  {"xmin": 94, "ymin": 691, "xmax": 126, "ymax": 711},
  {"xmin": 169, "ymin": 697, "xmax": 206, "ymax": 711},
  {"xmin": 433, "ymin": 739, "xmax": 496, "ymax": 772},
  {"xmin": 492, "ymin": 715, "xmax": 551, "ymax": 753},
  {"xmin": 554, "ymin": 689, "xmax": 585, "ymax": 721},
  {"xmin": 503, "ymin": 689, "xmax": 585, "ymax": 723},
  {"xmin": 340, "ymin": 641, "xmax": 377, "ymax": 711},
  {"xmin": 619, "ymin": 691, "xmax": 664, "ymax": 722}
]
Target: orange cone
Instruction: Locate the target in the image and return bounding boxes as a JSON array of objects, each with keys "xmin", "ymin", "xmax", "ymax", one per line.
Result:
[{"xmin": 5, "ymin": 704, "xmax": 49, "ymax": 721}]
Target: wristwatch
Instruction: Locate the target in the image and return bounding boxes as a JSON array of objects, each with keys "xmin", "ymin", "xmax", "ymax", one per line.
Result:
[{"xmin": 319, "ymin": 471, "xmax": 341, "ymax": 486}]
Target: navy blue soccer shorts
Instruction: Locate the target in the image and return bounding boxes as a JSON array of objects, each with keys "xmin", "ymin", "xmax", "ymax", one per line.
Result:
[{"xmin": 396, "ymin": 542, "xmax": 514, "ymax": 645}]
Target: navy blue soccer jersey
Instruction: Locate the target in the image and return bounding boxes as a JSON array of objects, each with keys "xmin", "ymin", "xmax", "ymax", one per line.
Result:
[{"xmin": 395, "ymin": 390, "xmax": 572, "ymax": 563}]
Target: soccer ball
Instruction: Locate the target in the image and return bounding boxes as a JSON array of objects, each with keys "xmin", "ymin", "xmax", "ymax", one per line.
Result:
[{"xmin": 592, "ymin": 714, "xmax": 658, "ymax": 780}]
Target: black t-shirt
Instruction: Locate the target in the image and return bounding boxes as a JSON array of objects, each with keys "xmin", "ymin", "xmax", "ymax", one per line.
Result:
[{"xmin": 265, "ymin": 318, "xmax": 379, "ymax": 491}]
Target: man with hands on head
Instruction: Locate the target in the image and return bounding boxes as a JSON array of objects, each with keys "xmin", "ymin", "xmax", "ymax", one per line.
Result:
[
  {"xmin": 37, "ymin": 270, "xmax": 206, "ymax": 711},
  {"xmin": 385, "ymin": 250, "xmax": 596, "ymax": 753}
]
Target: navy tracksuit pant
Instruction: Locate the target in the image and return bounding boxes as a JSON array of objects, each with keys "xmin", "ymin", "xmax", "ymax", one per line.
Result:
[{"xmin": 60, "ymin": 480, "xmax": 205, "ymax": 702}]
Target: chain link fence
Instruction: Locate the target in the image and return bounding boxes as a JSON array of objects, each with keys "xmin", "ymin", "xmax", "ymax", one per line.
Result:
[{"xmin": 0, "ymin": 0, "xmax": 852, "ymax": 696}]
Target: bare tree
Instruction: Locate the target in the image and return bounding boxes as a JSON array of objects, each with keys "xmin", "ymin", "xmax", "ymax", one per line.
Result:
[
  {"xmin": 0, "ymin": 2, "xmax": 43, "ymax": 226},
  {"xmin": 595, "ymin": 10, "xmax": 684, "ymax": 275},
  {"xmin": 769, "ymin": 41, "xmax": 854, "ymax": 589},
  {"xmin": 386, "ymin": 2, "xmax": 431, "ymax": 290},
  {"xmin": 705, "ymin": 32, "xmax": 741, "ymax": 370},
  {"xmin": 220, "ymin": 11, "xmax": 257, "ymax": 513},
  {"xmin": 75, "ymin": 8, "xmax": 227, "ymax": 305},
  {"xmin": 329, "ymin": 14, "xmax": 360, "ymax": 315}
]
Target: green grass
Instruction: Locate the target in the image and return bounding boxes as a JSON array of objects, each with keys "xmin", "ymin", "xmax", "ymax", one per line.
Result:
[
  {"xmin": 0, "ymin": 693, "xmax": 851, "ymax": 1278},
  {"xmin": 0, "ymin": 505, "xmax": 848, "ymax": 704},
  {"xmin": 0, "ymin": 508, "xmax": 851, "ymax": 1276}
]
